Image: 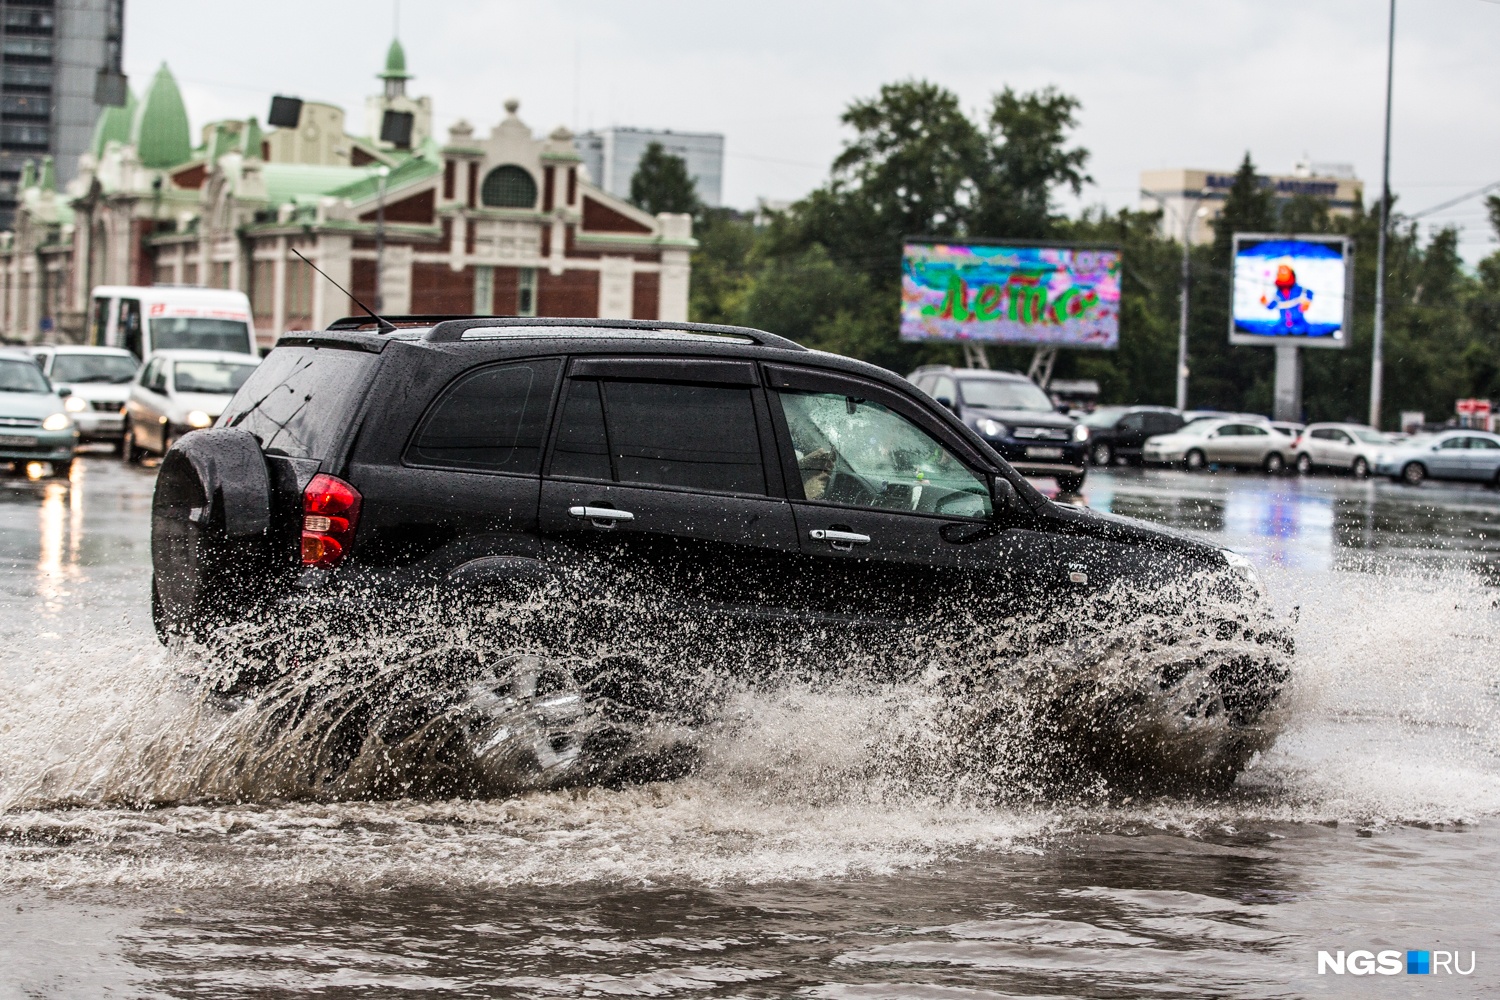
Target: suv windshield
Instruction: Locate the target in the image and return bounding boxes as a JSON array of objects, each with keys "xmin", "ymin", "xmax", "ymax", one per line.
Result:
[
  {"xmin": 151, "ymin": 317, "xmax": 253, "ymax": 354},
  {"xmin": 0, "ymin": 358, "xmax": 49, "ymax": 393},
  {"xmin": 51, "ymin": 353, "xmax": 138, "ymax": 384},
  {"xmin": 958, "ymin": 379, "xmax": 1054, "ymax": 412},
  {"xmin": 173, "ymin": 360, "xmax": 258, "ymax": 394},
  {"xmin": 1083, "ymin": 406, "xmax": 1128, "ymax": 428}
]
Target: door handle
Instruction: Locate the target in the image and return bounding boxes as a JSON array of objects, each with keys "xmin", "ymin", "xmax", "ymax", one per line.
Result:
[
  {"xmin": 568, "ymin": 505, "xmax": 634, "ymax": 528},
  {"xmin": 810, "ymin": 528, "xmax": 870, "ymax": 552}
]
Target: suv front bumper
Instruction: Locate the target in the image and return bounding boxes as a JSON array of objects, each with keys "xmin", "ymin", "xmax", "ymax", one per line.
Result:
[{"xmin": 984, "ymin": 438, "xmax": 1088, "ymax": 478}]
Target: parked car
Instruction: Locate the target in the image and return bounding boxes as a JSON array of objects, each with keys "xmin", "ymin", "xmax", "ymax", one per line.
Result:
[
  {"xmin": 1292, "ymin": 422, "xmax": 1387, "ymax": 477},
  {"xmin": 907, "ymin": 365, "xmax": 1088, "ymax": 491},
  {"xmin": 1142, "ymin": 418, "xmax": 1295, "ymax": 473},
  {"xmin": 1270, "ymin": 421, "xmax": 1305, "ymax": 439},
  {"xmin": 149, "ymin": 316, "xmax": 1291, "ymax": 788},
  {"xmin": 1374, "ymin": 429, "xmax": 1500, "ymax": 486},
  {"xmin": 29, "ymin": 345, "xmax": 139, "ymax": 451},
  {"xmin": 123, "ymin": 349, "xmax": 260, "ymax": 462},
  {"xmin": 0, "ymin": 347, "xmax": 77, "ymax": 477},
  {"xmin": 1080, "ymin": 405, "xmax": 1184, "ymax": 466}
]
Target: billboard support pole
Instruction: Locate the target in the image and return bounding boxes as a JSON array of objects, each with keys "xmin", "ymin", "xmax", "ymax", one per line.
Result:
[
  {"xmin": 1369, "ymin": 0, "xmax": 1395, "ymax": 429},
  {"xmin": 1273, "ymin": 344, "xmax": 1302, "ymax": 422},
  {"xmin": 1027, "ymin": 346, "xmax": 1058, "ymax": 387},
  {"xmin": 961, "ymin": 343, "xmax": 991, "ymax": 370}
]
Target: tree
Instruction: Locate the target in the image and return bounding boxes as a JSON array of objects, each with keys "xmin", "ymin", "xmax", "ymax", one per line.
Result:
[
  {"xmin": 629, "ymin": 142, "xmax": 700, "ymax": 216},
  {"xmin": 971, "ymin": 87, "xmax": 1091, "ymax": 240}
]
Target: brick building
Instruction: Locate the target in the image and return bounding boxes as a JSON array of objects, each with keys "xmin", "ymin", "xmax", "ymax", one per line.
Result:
[{"xmin": 0, "ymin": 40, "xmax": 694, "ymax": 347}]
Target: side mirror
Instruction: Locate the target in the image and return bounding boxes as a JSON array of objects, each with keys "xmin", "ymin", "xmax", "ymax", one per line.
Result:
[
  {"xmin": 935, "ymin": 395, "xmax": 955, "ymax": 411},
  {"xmin": 56, "ymin": 386, "xmax": 71, "ymax": 398},
  {"xmin": 992, "ymin": 476, "xmax": 1018, "ymax": 513}
]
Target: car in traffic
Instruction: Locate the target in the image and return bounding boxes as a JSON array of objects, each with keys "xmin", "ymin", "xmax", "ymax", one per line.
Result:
[
  {"xmin": 29, "ymin": 345, "xmax": 138, "ymax": 451},
  {"xmin": 1143, "ymin": 417, "xmax": 1295, "ymax": 473},
  {"xmin": 123, "ymin": 349, "xmax": 260, "ymax": 462},
  {"xmin": 89, "ymin": 285, "xmax": 259, "ymax": 358},
  {"xmin": 1292, "ymin": 422, "xmax": 1386, "ymax": 477},
  {"xmin": 907, "ymin": 365, "xmax": 1088, "ymax": 491},
  {"xmin": 1374, "ymin": 429, "xmax": 1500, "ymax": 486},
  {"xmin": 0, "ymin": 347, "xmax": 77, "ymax": 477},
  {"xmin": 1079, "ymin": 405, "xmax": 1184, "ymax": 466},
  {"xmin": 149, "ymin": 316, "xmax": 1291, "ymax": 790}
]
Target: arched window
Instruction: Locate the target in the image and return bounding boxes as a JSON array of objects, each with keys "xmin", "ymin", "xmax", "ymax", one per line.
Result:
[{"xmin": 480, "ymin": 165, "xmax": 538, "ymax": 208}]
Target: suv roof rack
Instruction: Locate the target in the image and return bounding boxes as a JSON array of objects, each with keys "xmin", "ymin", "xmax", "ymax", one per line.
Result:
[
  {"xmin": 423, "ymin": 316, "xmax": 805, "ymax": 351},
  {"xmin": 321, "ymin": 315, "xmax": 806, "ymax": 352}
]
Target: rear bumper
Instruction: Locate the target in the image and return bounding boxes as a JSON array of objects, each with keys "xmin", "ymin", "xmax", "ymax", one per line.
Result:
[{"xmin": 74, "ymin": 412, "xmax": 125, "ymax": 440}]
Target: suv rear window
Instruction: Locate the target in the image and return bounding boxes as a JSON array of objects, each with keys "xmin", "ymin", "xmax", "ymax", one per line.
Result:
[
  {"xmin": 406, "ymin": 359, "xmax": 562, "ymax": 473},
  {"xmin": 221, "ymin": 346, "xmax": 378, "ymax": 459},
  {"xmin": 549, "ymin": 378, "xmax": 767, "ymax": 495}
]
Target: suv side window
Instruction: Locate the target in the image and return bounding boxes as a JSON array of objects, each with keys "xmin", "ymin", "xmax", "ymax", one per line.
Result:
[
  {"xmin": 777, "ymin": 390, "xmax": 991, "ymax": 518},
  {"xmin": 549, "ymin": 378, "xmax": 767, "ymax": 495},
  {"xmin": 406, "ymin": 358, "xmax": 561, "ymax": 473},
  {"xmin": 1119, "ymin": 412, "xmax": 1146, "ymax": 432}
]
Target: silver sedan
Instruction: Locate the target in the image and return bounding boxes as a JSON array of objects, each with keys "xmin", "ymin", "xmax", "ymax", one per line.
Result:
[
  {"xmin": 123, "ymin": 350, "xmax": 260, "ymax": 461},
  {"xmin": 1143, "ymin": 418, "xmax": 1295, "ymax": 474},
  {"xmin": 1374, "ymin": 430, "xmax": 1500, "ymax": 486}
]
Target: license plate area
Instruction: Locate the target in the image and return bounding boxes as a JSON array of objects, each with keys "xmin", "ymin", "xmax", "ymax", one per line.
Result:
[
  {"xmin": 0, "ymin": 434, "xmax": 38, "ymax": 447},
  {"xmin": 1025, "ymin": 446, "xmax": 1063, "ymax": 459}
]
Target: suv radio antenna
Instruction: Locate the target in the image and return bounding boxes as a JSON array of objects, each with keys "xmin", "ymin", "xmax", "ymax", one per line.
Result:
[{"xmin": 291, "ymin": 248, "xmax": 395, "ymax": 333}]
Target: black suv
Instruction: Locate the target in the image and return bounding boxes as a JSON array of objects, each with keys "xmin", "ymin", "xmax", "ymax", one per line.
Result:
[
  {"xmin": 151, "ymin": 317, "xmax": 1288, "ymax": 789},
  {"xmin": 1081, "ymin": 406, "xmax": 1186, "ymax": 466},
  {"xmin": 907, "ymin": 366, "xmax": 1088, "ymax": 492}
]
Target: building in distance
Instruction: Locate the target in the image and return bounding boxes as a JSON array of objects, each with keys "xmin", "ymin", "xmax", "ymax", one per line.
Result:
[
  {"xmin": 1140, "ymin": 160, "xmax": 1364, "ymax": 245},
  {"xmin": 575, "ymin": 127, "xmax": 724, "ymax": 208}
]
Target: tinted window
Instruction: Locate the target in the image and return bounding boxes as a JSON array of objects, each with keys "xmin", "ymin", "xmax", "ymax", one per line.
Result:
[
  {"xmin": 549, "ymin": 379, "xmax": 611, "ymax": 480},
  {"xmin": 1470, "ymin": 437, "xmax": 1500, "ymax": 450},
  {"xmin": 603, "ymin": 381, "xmax": 765, "ymax": 494},
  {"xmin": 1146, "ymin": 413, "xmax": 1181, "ymax": 434},
  {"xmin": 1083, "ymin": 406, "xmax": 1127, "ymax": 428},
  {"xmin": 407, "ymin": 359, "xmax": 561, "ymax": 473},
  {"xmin": 1119, "ymin": 412, "xmax": 1146, "ymax": 431},
  {"xmin": 222, "ymin": 346, "xmax": 378, "ymax": 460},
  {"xmin": 778, "ymin": 390, "xmax": 990, "ymax": 518}
]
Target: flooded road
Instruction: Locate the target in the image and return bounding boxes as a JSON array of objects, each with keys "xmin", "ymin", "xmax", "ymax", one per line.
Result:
[{"xmin": 2, "ymin": 457, "xmax": 1498, "ymax": 997}]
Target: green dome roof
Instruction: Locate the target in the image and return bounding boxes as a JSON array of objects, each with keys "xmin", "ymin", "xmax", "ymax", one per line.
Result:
[
  {"xmin": 379, "ymin": 38, "xmax": 411, "ymax": 80},
  {"xmin": 133, "ymin": 63, "xmax": 192, "ymax": 169},
  {"xmin": 90, "ymin": 87, "xmax": 138, "ymax": 158}
]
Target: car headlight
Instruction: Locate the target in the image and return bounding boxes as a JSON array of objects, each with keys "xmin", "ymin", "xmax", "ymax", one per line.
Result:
[
  {"xmin": 1073, "ymin": 424, "xmax": 1089, "ymax": 442},
  {"xmin": 41, "ymin": 412, "xmax": 72, "ymax": 431},
  {"xmin": 1221, "ymin": 549, "xmax": 1265, "ymax": 597},
  {"xmin": 186, "ymin": 410, "xmax": 214, "ymax": 429},
  {"xmin": 64, "ymin": 395, "xmax": 87, "ymax": 413},
  {"xmin": 978, "ymin": 419, "xmax": 1008, "ymax": 438}
]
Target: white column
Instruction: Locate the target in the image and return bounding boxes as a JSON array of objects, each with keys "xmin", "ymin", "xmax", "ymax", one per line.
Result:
[
  {"xmin": 272, "ymin": 236, "xmax": 287, "ymax": 337},
  {"xmin": 312, "ymin": 234, "xmax": 353, "ymax": 330},
  {"xmin": 598, "ymin": 256, "xmax": 633, "ymax": 319},
  {"xmin": 381, "ymin": 244, "xmax": 413, "ymax": 314},
  {"xmin": 659, "ymin": 249, "xmax": 690, "ymax": 322}
]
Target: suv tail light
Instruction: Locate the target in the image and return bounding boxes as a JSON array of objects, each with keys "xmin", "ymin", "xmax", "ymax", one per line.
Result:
[{"xmin": 301, "ymin": 473, "xmax": 361, "ymax": 568}]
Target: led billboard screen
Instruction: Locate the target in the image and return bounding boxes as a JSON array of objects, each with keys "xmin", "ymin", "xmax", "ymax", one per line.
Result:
[
  {"xmin": 1230, "ymin": 234, "xmax": 1352, "ymax": 348},
  {"xmin": 900, "ymin": 241, "xmax": 1120, "ymax": 348}
]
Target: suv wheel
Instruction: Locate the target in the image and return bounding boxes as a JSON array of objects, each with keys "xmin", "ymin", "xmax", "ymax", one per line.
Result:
[
  {"xmin": 1401, "ymin": 462, "xmax": 1427, "ymax": 486},
  {"xmin": 1351, "ymin": 456, "xmax": 1370, "ymax": 479},
  {"xmin": 1263, "ymin": 452, "xmax": 1286, "ymax": 475},
  {"xmin": 1185, "ymin": 449, "xmax": 1207, "ymax": 472},
  {"xmin": 1090, "ymin": 442, "xmax": 1113, "ymax": 467},
  {"xmin": 1295, "ymin": 453, "xmax": 1313, "ymax": 475}
]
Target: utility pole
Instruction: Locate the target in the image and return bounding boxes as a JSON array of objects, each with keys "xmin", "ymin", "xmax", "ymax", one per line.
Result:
[
  {"xmin": 1142, "ymin": 190, "xmax": 1203, "ymax": 410},
  {"xmin": 1369, "ymin": 0, "xmax": 1396, "ymax": 429},
  {"xmin": 374, "ymin": 165, "xmax": 389, "ymax": 312}
]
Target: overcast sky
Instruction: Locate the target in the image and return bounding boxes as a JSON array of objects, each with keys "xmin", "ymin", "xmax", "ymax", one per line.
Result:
[{"xmin": 126, "ymin": 0, "xmax": 1500, "ymax": 260}]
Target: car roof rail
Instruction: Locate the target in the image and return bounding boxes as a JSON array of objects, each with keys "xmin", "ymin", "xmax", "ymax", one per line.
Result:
[
  {"xmin": 422, "ymin": 316, "xmax": 805, "ymax": 351},
  {"xmin": 325, "ymin": 314, "xmax": 479, "ymax": 331}
]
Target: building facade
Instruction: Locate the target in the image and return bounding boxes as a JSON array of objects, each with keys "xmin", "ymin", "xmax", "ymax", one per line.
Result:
[
  {"xmin": 0, "ymin": 40, "xmax": 695, "ymax": 347},
  {"xmin": 1140, "ymin": 162, "xmax": 1364, "ymax": 245},
  {"xmin": 0, "ymin": 0, "xmax": 124, "ymax": 229},
  {"xmin": 575, "ymin": 126, "xmax": 724, "ymax": 208}
]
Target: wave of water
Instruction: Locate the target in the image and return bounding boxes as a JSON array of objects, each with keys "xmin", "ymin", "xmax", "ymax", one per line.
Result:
[{"xmin": 1, "ymin": 563, "xmax": 1497, "ymax": 892}]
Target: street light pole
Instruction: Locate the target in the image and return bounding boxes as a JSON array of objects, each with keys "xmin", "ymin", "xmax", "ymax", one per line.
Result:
[
  {"xmin": 1175, "ymin": 211, "xmax": 1191, "ymax": 410},
  {"xmin": 1369, "ymin": 0, "xmax": 1396, "ymax": 429},
  {"xmin": 374, "ymin": 165, "xmax": 390, "ymax": 313}
]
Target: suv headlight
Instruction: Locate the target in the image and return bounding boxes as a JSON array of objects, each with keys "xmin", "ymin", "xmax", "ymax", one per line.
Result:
[
  {"xmin": 1073, "ymin": 424, "xmax": 1090, "ymax": 442},
  {"xmin": 186, "ymin": 410, "xmax": 213, "ymax": 429},
  {"xmin": 41, "ymin": 412, "xmax": 72, "ymax": 431},
  {"xmin": 1222, "ymin": 549, "xmax": 1265, "ymax": 597},
  {"xmin": 64, "ymin": 395, "xmax": 87, "ymax": 413},
  {"xmin": 978, "ymin": 419, "xmax": 1008, "ymax": 438}
]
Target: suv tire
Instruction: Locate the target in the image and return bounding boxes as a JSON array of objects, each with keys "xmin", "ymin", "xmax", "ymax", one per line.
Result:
[
  {"xmin": 151, "ymin": 428, "xmax": 273, "ymax": 641},
  {"xmin": 1090, "ymin": 442, "xmax": 1113, "ymax": 467}
]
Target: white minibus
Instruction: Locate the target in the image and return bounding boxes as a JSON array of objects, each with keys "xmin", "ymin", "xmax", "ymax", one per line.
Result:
[{"xmin": 90, "ymin": 286, "xmax": 258, "ymax": 359}]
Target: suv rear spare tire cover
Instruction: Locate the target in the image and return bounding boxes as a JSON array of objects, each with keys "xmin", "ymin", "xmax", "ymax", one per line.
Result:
[{"xmin": 151, "ymin": 428, "xmax": 272, "ymax": 638}]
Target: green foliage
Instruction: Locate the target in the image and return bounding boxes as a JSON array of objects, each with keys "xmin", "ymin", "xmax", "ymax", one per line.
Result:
[
  {"xmin": 689, "ymin": 85, "xmax": 1500, "ymax": 427},
  {"xmin": 629, "ymin": 142, "xmax": 700, "ymax": 216}
]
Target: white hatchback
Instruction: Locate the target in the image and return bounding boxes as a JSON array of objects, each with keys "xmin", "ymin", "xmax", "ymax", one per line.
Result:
[{"xmin": 123, "ymin": 350, "xmax": 260, "ymax": 462}]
